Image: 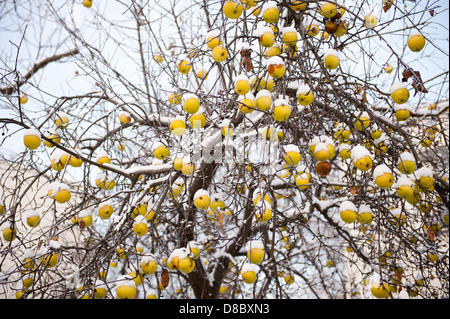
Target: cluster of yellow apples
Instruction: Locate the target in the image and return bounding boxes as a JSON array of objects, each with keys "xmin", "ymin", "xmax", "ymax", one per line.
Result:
[
  {"xmin": 339, "ymin": 200, "xmax": 373, "ymax": 225},
  {"xmin": 167, "ymin": 247, "xmax": 197, "ymax": 274}
]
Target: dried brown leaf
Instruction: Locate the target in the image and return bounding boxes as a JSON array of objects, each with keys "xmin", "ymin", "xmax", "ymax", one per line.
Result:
[
  {"xmin": 242, "ymin": 56, "xmax": 253, "ymax": 72},
  {"xmin": 412, "ymin": 80, "xmax": 429, "ymax": 96},
  {"xmin": 216, "ymin": 210, "xmax": 224, "ymax": 226},
  {"xmin": 161, "ymin": 268, "xmax": 170, "ymax": 288},
  {"xmin": 427, "ymin": 226, "xmax": 435, "ymax": 241},
  {"xmin": 402, "ymin": 69, "xmax": 414, "ymax": 82}
]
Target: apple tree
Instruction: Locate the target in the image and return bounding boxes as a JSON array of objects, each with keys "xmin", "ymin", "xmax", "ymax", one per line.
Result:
[{"xmin": 0, "ymin": 0, "xmax": 448, "ymax": 299}]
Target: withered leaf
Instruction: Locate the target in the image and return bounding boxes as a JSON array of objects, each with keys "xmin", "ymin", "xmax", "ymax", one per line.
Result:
[
  {"xmin": 242, "ymin": 56, "xmax": 253, "ymax": 72},
  {"xmin": 426, "ymin": 226, "xmax": 435, "ymax": 241},
  {"xmin": 402, "ymin": 69, "xmax": 414, "ymax": 82},
  {"xmin": 429, "ymin": 9, "xmax": 435, "ymax": 16},
  {"xmin": 79, "ymin": 220, "xmax": 86, "ymax": 230},
  {"xmin": 160, "ymin": 268, "xmax": 170, "ymax": 288},
  {"xmin": 240, "ymin": 48, "xmax": 252, "ymax": 57},
  {"xmin": 350, "ymin": 186, "xmax": 358, "ymax": 195},
  {"xmin": 412, "ymin": 79, "xmax": 429, "ymax": 96},
  {"xmin": 395, "ymin": 272, "xmax": 403, "ymax": 292},
  {"xmin": 383, "ymin": 2, "xmax": 392, "ymax": 12},
  {"xmin": 216, "ymin": 210, "xmax": 224, "ymax": 227}
]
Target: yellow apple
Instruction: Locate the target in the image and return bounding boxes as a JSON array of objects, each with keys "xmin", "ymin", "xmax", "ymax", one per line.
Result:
[
  {"xmin": 375, "ymin": 172, "xmax": 394, "ymax": 189},
  {"xmin": 255, "ymin": 90, "xmax": 273, "ymax": 111},
  {"xmin": 98, "ymin": 203, "xmax": 113, "ymax": 220},
  {"xmin": 281, "ymin": 27, "xmax": 298, "ymax": 47},
  {"xmin": 212, "ymin": 45, "xmax": 228, "ymax": 62},
  {"xmin": 264, "ymin": 43, "xmax": 282, "ymax": 57},
  {"xmin": 355, "ymin": 112, "xmax": 371, "ymax": 131},
  {"xmin": 133, "ymin": 218, "xmax": 149, "ymax": 237},
  {"xmin": 256, "ymin": 207, "xmax": 272, "ymax": 222},
  {"xmin": 257, "ymin": 27, "xmax": 275, "ymax": 48},
  {"xmin": 94, "ymin": 286, "xmax": 107, "ymax": 299},
  {"xmin": 305, "ymin": 21, "xmax": 320, "ymax": 36},
  {"xmin": 69, "ymin": 151, "xmax": 83, "ymax": 167},
  {"xmin": 247, "ymin": 247, "xmax": 265, "ymax": 264},
  {"xmin": 384, "ymin": 64, "xmax": 394, "ymax": 73},
  {"xmin": 398, "ymin": 156, "xmax": 416, "ymax": 175},
  {"xmin": 183, "ymin": 94, "xmax": 200, "ymax": 114},
  {"xmin": 173, "ymin": 157, "xmax": 183, "ymax": 171},
  {"xmin": 177, "ymin": 58, "xmax": 191, "ymax": 74},
  {"xmin": 354, "ymin": 155, "xmax": 373, "ymax": 171},
  {"xmin": 290, "ymin": 0, "xmax": 306, "ymax": 11},
  {"xmin": 194, "ymin": 189, "xmax": 210, "ymax": 210},
  {"xmin": 272, "ymin": 98, "xmax": 291, "ymax": 122},
  {"xmin": 364, "ymin": 14, "xmax": 378, "ymax": 28},
  {"xmin": 182, "ymin": 162, "xmax": 195, "ymax": 176},
  {"xmin": 267, "ymin": 56, "xmax": 285, "ymax": 78},
  {"xmin": 140, "ymin": 256, "xmax": 158, "ymax": 275},
  {"xmin": 250, "ymin": 76, "xmax": 266, "ymax": 91},
  {"xmin": 319, "ymin": 2, "xmax": 337, "ymax": 18},
  {"xmin": 20, "ymin": 94, "xmax": 28, "ymax": 104},
  {"xmin": 152, "ymin": 142, "xmax": 170, "ymax": 159},
  {"xmin": 210, "ymin": 195, "xmax": 225, "ymax": 212},
  {"xmin": 43, "ymin": 131, "xmax": 61, "ymax": 148},
  {"xmin": 41, "ymin": 252, "xmax": 59, "ymax": 268},
  {"xmin": 335, "ymin": 21, "xmax": 348, "ymax": 37},
  {"xmin": 408, "ymin": 33, "xmax": 426, "ymax": 52},
  {"xmin": 234, "ymin": 75, "xmax": 251, "ymax": 95},
  {"xmin": 83, "ymin": 0, "xmax": 93, "ymax": 8},
  {"xmin": 295, "ymin": 173, "xmax": 310, "ymax": 190},
  {"xmin": 26, "ymin": 211, "xmax": 41, "ymax": 228},
  {"xmin": 3, "ymin": 227, "xmax": 16, "ymax": 241},
  {"xmin": 297, "ymin": 85, "xmax": 314, "ymax": 106},
  {"xmin": 206, "ymin": 30, "xmax": 222, "ymax": 49},
  {"xmin": 324, "ymin": 52, "xmax": 340, "ymax": 70},
  {"xmin": 416, "ymin": 171, "xmax": 434, "ymax": 191},
  {"xmin": 119, "ymin": 111, "xmax": 132, "ymax": 124},
  {"xmin": 357, "ymin": 206, "xmax": 373, "ymax": 224},
  {"xmin": 262, "ymin": 3, "xmax": 279, "ymax": 23},
  {"xmin": 241, "ymin": 264, "xmax": 257, "ymax": 284},
  {"xmin": 314, "ymin": 143, "xmax": 331, "ymax": 161},
  {"xmin": 179, "ymin": 257, "xmax": 196, "ymax": 273},
  {"xmin": 197, "ymin": 69, "xmax": 208, "ymax": 79},
  {"xmin": 339, "ymin": 201, "xmax": 358, "ymax": 224},
  {"xmin": 371, "ymin": 283, "xmax": 391, "ymax": 298},
  {"xmin": 23, "ymin": 129, "xmax": 41, "ymax": 150},
  {"xmin": 397, "ymin": 183, "xmax": 415, "ymax": 200},
  {"xmin": 339, "ymin": 144, "xmax": 351, "ymax": 160},
  {"xmin": 221, "ymin": 123, "xmax": 233, "ymax": 137},
  {"xmin": 223, "ymin": 0, "xmax": 243, "ymax": 19},
  {"xmin": 55, "ymin": 112, "xmax": 70, "ymax": 129},
  {"xmin": 169, "ymin": 118, "xmax": 186, "ymax": 136},
  {"xmin": 390, "ymin": 82, "xmax": 409, "ymax": 104},
  {"xmin": 283, "ymin": 144, "xmax": 301, "ymax": 166},
  {"xmin": 284, "ymin": 273, "xmax": 295, "ymax": 285},
  {"xmin": 153, "ymin": 53, "xmax": 163, "ymax": 63},
  {"xmin": 54, "ymin": 187, "xmax": 71, "ymax": 204},
  {"xmin": 96, "ymin": 152, "xmax": 110, "ymax": 167},
  {"xmin": 188, "ymin": 112, "xmax": 206, "ymax": 128},
  {"xmin": 238, "ymin": 94, "xmax": 256, "ymax": 113},
  {"xmin": 168, "ymin": 92, "xmax": 182, "ymax": 105}
]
